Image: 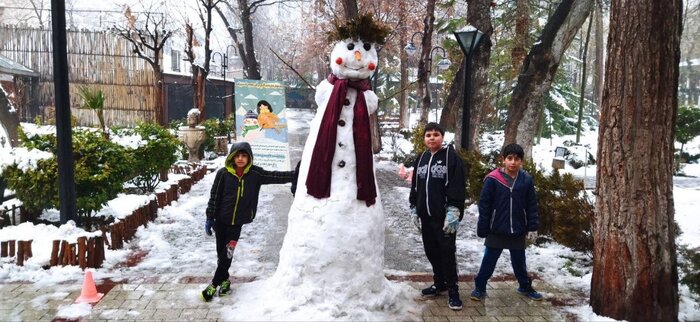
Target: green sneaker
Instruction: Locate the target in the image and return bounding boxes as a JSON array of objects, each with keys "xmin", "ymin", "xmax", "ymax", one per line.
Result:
[
  {"xmin": 219, "ymin": 280, "xmax": 232, "ymax": 296},
  {"xmin": 201, "ymin": 284, "xmax": 217, "ymax": 302}
]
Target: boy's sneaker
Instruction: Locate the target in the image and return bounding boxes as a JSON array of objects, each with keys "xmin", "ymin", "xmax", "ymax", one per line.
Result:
[
  {"xmin": 219, "ymin": 280, "xmax": 231, "ymax": 296},
  {"xmin": 201, "ymin": 284, "xmax": 217, "ymax": 302},
  {"xmin": 421, "ymin": 284, "xmax": 448, "ymax": 296},
  {"xmin": 447, "ymin": 289, "xmax": 463, "ymax": 310},
  {"xmin": 517, "ymin": 285, "xmax": 543, "ymax": 301},
  {"xmin": 470, "ymin": 289, "xmax": 486, "ymax": 301}
]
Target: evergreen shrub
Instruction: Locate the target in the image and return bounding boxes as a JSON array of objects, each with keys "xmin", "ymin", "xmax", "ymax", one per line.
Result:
[
  {"xmin": 679, "ymin": 246, "xmax": 700, "ymax": 298},
  {"xmin": 6, "ymin": 129, "xmax": 132, "ymax": 228},
  {"xmin": 117, "ymin": 122, "xmax": 180, "ymax": 193}
]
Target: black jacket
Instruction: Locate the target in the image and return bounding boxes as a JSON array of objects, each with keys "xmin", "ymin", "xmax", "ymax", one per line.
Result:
[
  {"xmin": 205, "ymin": 142, "xmax": 296, "ymax": 226},
  {"xmin": 409, "ymin": 145, "xmax": 465, "ymax": 221}
]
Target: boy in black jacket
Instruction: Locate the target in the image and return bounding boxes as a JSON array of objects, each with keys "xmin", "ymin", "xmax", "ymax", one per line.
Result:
[
  {"xmin": 409, "ymin": 122, "xmax": 466, "ymax": 310},
  {"xmin": 202, "ymin": 141, "xmax": 298, "ymax": 301}
]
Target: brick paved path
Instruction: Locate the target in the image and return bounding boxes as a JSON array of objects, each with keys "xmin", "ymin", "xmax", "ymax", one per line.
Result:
[{"xmin": 2, "ymin": 277, "xmax": 580, "ymax": 321}]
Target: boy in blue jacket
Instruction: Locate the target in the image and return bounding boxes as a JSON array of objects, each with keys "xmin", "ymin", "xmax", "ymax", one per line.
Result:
[
  {"xmin": 201, "ymin": 142, "xmax": 298, "ymax": 301},
  {"xmin": 470, "ymin": 143, "xmax": 542, "ymax": 301}
]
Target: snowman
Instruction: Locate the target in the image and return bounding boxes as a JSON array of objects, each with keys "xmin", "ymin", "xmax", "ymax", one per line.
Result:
[{"xmin": 260, "ymin": 14, "xmax": 411, "ymax": 318}]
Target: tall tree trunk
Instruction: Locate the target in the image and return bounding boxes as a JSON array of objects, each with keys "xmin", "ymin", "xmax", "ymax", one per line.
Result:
[
  {"xmin": 417, "ymin": 0, "xmax": 436, "ymax": 125},
  {"xmin": 440, "ymin": 58, "xmax": 463, "ymax": 131},
  {"xmin": 463, "ymin": 0, "xmax": 494, "ymax": 152},
  {"xmin": 575, "ymin": 17, "xmax": 592, "ymax": 143},
  {"xmin": 503, "ymin": 0, "xmax": 594, "ymax": 158},
  {"xmin": 446, "ymin": 0, "xmax": 493, "ymax": 151},
  {"xmin": 398, "ymin": 0, "xmax": 410, "ymax": 130},
  {"xmin": 237, "ymin": 0, "xmax": 261, "ymax": 80},
  {"xmin": 592, "ymin": 3, "xmax": 605, "ymax": 114},
  {"xmin": 154, "ymin": 70, "xmax": 164, "ymax": 124},
  {"xmin": 342, "ymin": 0, "xmax": 358, "ymax": 19},
  {"xmin": 590, "ymin": 1, "xmax": 681, "ymax": 320},
  {"xmin": 193, "ymin": 66, "xmax": 206, "ymax": 119},
  {"xmin": 512, "ymin": 0, "xmax": 529, "ymax": 77}
]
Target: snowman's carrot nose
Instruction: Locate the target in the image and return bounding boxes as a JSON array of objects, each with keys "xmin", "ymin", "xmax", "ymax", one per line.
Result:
[{"xmin": 354, "ymin": 51, "xmax": 362, "ymax": 61}]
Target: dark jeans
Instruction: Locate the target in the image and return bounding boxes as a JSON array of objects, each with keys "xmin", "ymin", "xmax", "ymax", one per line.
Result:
[
  {"xmin": 212, "ymin": 224, "xmax": 243, "ymax": 286},
  {"xmin": 474, "ymin": 246, "xmax": 531, "ymax": 291},
  {"xmin": 420, "ymin": 217, "xmax": 458, "ymax": 290}
]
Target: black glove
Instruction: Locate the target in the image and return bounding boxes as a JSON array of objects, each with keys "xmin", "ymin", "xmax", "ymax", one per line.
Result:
[
  {"xmin": 291, "ymin": 161, "xmax": 301, "ymax": 195},
  {"xmin": 205, "ymin": 218, "xmax": 214, "ymax": 236}
]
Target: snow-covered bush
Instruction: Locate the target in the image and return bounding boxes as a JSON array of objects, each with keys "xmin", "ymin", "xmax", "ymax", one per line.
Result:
[
  {"xmin": 115, "ymin": 122, "xmax": 180, "ymax": 193},
  {"xmin": 4, "ymin": 129, "xmax": 132, "ymax": 228}
]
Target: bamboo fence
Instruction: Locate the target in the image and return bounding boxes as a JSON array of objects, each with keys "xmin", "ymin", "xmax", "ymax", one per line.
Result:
[{"xmin": 0, "ymin": 26, "xmax": 157, "ymax": 127}]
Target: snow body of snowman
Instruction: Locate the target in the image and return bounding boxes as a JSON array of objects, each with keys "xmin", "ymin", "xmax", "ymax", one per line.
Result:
[{"xmin": 261, "ymin": 17, "xmax": 411, "ymax": 319}]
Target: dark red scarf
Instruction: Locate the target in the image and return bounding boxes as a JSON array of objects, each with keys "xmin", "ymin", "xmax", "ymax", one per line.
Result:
[{"xmin": 306, "ymin": 74, "xmax": 377, "ymax": 207}]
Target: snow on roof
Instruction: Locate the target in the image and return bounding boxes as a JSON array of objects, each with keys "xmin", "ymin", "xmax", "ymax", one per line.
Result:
[{"xmin": 0, "ymin": 54, "xmax": 39, "ymax": 77}]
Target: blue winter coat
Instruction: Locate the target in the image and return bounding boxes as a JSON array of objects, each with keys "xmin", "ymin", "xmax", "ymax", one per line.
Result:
[{"xmin": 477, "ymin": 168, "xmax": 539, "ymax": 238}]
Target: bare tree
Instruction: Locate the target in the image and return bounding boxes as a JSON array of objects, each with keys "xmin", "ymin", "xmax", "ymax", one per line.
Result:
[
  {"xmin": 575, "ymin": 16, "xmax": 592, "ymax": 142},
  {"xmin": 590, "ymin": 0, "xmax": 681, "ymax": 320},
  {"xmin": 190, "ymin": 0, "xmax": 224, "ymax": 119},
  {"xmin": 28, "ymin": 0, "xmax": 46, "ymax": 29},
  {"xmin": 398, "ymin": 0, "xmax": 410, "ymax": 130},
  {"xmin": 415, "ymin": 0, "xmax": 436, "ymax": 125},
  {"xmin": 216, "ymin": 0, "xmax": 286, "ymax": 80},
  {"xmin": 116, "ymin": 7, "xmax": 173, "ymax": 125},
  {"xmin": 502, "ymin": 0, "xmax": 594, "ymax": 158}
]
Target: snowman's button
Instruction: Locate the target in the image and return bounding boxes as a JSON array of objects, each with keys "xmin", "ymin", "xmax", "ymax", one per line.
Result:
[
  {"xmin": 338, "ymin": 161, "xmax": 346, "ymax": 168},
  {"xmin": 338, "ymin": 142, "xmax": 345, "ymax": 148},
  {"xmin": 344, "ymin": 99, "xmax": 350, "ymax": 106},
  {"xmin": 338, "ymin": 119, "xmax": 346, "ymax": 126}
]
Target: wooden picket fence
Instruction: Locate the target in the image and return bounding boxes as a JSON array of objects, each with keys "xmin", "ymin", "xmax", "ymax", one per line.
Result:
[{"xmin": 1, "ymin": 164, "xmax": 209, "ymax": 268}]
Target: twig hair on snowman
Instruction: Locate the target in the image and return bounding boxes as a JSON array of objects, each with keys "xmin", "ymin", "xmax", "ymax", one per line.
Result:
[
  {"xmin": 325, "ymin": 13, "xmax": 390, "ymax": 80},
  {"xmin": 305, "ymin": 14, "xmax": 390, "ymax": 207}
]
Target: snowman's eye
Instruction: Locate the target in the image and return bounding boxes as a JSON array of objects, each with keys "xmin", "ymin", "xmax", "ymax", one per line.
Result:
[
  {"xmin": 347, "ymin": 43, "xmax": 355, "ymax": 50},
  {"xmin": 363, "ymin": 43, "xmax": 371, "ymax": 51}
]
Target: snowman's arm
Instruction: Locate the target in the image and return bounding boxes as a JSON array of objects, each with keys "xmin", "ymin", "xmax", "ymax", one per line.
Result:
[
  {"xmin": 315, "ymin": 80, "xmax": 333, "ymax": 109},
  {"xmin": 364, "ymin": 90, "xmax": 378, "ymax": 115}
]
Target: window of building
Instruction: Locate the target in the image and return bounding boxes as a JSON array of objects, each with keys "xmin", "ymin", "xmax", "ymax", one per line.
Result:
[{"xmin": 171, "ymin": 50, "xmax": 181, "ymax": 72}]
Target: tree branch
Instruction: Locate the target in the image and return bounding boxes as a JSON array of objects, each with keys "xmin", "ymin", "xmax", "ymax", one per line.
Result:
[{"xmin": 268, "ymin": 47, "xmax": 315, "ymax": 89}]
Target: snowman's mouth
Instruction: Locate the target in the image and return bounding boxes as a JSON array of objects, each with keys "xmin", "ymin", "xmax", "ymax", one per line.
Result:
[{"xmin": 346, "ymin": 66, "xmax": 363, "ymax": 71}]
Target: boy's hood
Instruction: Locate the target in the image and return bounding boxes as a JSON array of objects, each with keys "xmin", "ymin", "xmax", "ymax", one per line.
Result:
[{"xmin": 225, "ymin": 142, "xmax": 254, "ymax": 175}]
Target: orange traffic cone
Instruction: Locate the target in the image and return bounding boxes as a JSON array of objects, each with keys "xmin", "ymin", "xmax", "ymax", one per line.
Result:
[
  {"xmin": 398, "ymin": 164, "xmax": 406, "ymax": 178},
  {"xmin": 75, "ymin": 270, "xmax": 104, "ymax": 304}
]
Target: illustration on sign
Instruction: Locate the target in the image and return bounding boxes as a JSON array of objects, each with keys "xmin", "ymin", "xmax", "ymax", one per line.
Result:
[{"xmin": 235, "ymin": 79, "xmax": 291, "ymax": 171}]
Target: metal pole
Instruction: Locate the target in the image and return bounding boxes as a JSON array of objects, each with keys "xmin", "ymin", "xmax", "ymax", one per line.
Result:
[
  {"xmin": 51, "ymin": 0, "xmax": 76, "ymax": 224},
  {"xmin": 461, "ymin": 55, "xmax": 471, "ymax": 150}
]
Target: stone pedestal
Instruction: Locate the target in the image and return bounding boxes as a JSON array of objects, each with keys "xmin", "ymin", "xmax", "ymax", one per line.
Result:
[{"xmin": 178, "ymin": 126, "xmax": 207, "ymax": 163}]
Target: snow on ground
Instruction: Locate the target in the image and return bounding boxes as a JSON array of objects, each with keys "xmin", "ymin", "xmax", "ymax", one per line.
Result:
[{"xmin": 1, "ymin": 109, "xmax": 699, "ymax": 320}]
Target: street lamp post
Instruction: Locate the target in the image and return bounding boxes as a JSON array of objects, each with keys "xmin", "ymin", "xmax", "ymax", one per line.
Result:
[
  {"xmin": 405, "ymin": 41, "xmax": 451, "ymax": 123},
  {"xmin": 454, "ymin": 26, "xmax": 484, "ymax": 150},
  {"xmin": 404, "ymin": 31, "xmax": 423, "ymax": 56},
  {"xmin": 429, "ymin": 46, "xmax": 451, "ymax": 122}
]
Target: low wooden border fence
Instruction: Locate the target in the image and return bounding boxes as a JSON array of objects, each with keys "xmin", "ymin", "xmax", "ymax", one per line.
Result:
[{"xmin": 1, "ymin": 164, "xmax": 209, "ymax": 268}]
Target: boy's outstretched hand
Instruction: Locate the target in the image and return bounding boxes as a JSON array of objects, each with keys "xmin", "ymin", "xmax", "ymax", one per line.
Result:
[
  {"xmin": 291, "ymin": 161, "xmax": 301, "ymax": 195},
  {"xmin": 443, "ymin": 206, "xmax": 460, "ymax": 234},
  {"xmin": 205, "ymin": 218, "xmax": 214, "ymax": 236}
]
